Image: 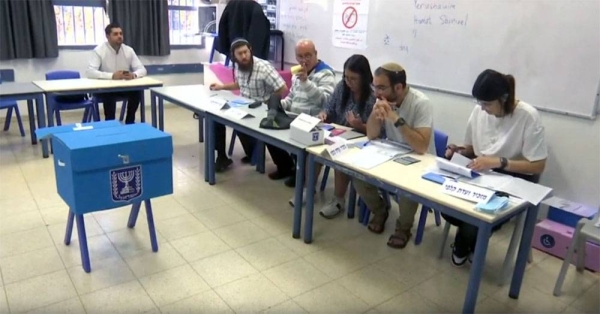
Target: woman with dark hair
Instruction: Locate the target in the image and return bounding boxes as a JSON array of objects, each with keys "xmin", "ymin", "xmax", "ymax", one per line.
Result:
[
  {"xmin": 444, "ymin": 69, "xmax": 548, "ymax": 267},
  {"xmin": 296, "ymin": 54, "xmax": 376, "ymax": 218}
]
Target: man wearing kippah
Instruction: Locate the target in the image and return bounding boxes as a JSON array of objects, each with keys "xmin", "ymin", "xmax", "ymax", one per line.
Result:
[
  {"xmin": 210, "ymin": 38, "xmax": 287, "ymax": 172},
  {"xmin": 353, "ymin": 63, "xmax": 434, "ymax": 249}
]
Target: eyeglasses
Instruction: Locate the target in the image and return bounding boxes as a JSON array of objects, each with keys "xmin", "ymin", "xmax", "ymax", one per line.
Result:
[
  {"xmin": 473, "ymin": 99, "xmax": 494, "ymax": 107},
  {"xmin": 344, "ymin": 75, "xmax": 360, "ymax": 84},
  {"xmin": 371, "ymin": 85, "xmax": 391, "ymax": 92}
]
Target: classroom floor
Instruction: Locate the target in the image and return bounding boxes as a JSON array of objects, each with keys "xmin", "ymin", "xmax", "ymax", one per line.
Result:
[{"xmin": 0, "ymin": 106, "xmax": 598, "ymax": 314}]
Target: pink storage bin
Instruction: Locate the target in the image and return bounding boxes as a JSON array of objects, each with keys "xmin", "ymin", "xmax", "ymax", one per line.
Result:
[{"xmin": 532, "ymin": 219, "xmax": 600, "ymax": 272}]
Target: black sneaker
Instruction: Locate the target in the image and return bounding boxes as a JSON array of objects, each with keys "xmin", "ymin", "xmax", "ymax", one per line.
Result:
[
  {"xmin": 284, "ymin": 174, "xmax": 296, "ymax": 188},
  {"xmin": 215, "ymin": 158, "xmax": 233, "ymax": 173},
  {"xmin": 268, "ymin": 169, "xmax": 293, "ymax": 180},
  {"xmin": 240, "ymin": 156, "xmax": 252, "ymax": 164},
  {"xmin": 450, "ymin": 243, "xmax": 469, "ymax": 268}
]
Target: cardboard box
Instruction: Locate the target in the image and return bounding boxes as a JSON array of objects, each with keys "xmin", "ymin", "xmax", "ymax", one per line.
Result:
[
  {"xmin": 290, "ymin": 113, "xmax": 324, "ymax": 146},
  {"xmin": 37, "ymin": 121, "xmax": 173, "ymax": 214},
  {"xmin": 532, "ymin": 219, "xmax": 600, "ymax": 272}
]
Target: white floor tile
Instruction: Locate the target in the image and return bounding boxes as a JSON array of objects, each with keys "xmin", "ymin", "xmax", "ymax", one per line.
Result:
[
  {"xmin": 80, "ymin": 280, "xmax": 156, "ymax": 314},
  {"xmin": 139, "ymin": 264, "xmax": 211, "ymax": 307},
  {"xmin": 160, "ymin": 290, "xmax": 233, "ymax": 314},
  {"xmin": 214, "ymin": 273, "xmax": 288, "ymax": 313},
  {"xmin": 190, "ymin": 250, "xmax": 257, "ymax": 288},
  {"xmin": 0, "ymin": 246, "xmax": 64, "ymax": 284},
  {"xmin": 4, "ymin": 270, "xmax": 77, "ymax": 313}
]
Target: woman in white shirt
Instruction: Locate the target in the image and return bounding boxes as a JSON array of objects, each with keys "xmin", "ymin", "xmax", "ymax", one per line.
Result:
[{"xmin": 444, "ymin": 69, "xmax": 548, "ymax": 267}]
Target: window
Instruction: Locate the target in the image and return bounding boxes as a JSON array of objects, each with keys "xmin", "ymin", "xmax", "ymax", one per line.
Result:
[
  {"xmin": 168, "ymin": 0, "xmax": 203, "ymax": 46},
  {"xmin": 53, "ymin": 0, "xmax": 212, "ymax": 48},
  {"xmin": 54, "ymin": 0, "xmax": 109, "ymax": 47}
]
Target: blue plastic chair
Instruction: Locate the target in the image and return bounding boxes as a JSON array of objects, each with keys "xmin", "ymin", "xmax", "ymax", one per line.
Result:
[
  {"xmin": 45, "ymin": 71, "xmax": 97, "ymax": 125},
  {"xmin": 0, "ymin": 78, "xmax": 25, "ymax": 137},
  {"xmin": 355, "ymin": 129, "xmax": 448, "ymax": 244}
]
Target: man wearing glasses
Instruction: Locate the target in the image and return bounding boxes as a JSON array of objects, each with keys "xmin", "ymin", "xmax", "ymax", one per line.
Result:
[
  {"xmin": 353, "ymin": 62, "xmax": 434, "ymax": 249},
  {"xmin": 266, "ymin": 39, "xmax": 335, "ymax": 185}
]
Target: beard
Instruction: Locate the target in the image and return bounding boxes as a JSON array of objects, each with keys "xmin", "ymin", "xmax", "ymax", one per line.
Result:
[{"xmin": 237, "ymin": 58, "xmax": 254, "ymax": 72}]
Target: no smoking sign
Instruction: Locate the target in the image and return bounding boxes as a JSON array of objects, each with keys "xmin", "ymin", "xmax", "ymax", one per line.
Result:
[{"xmin": 342, "ymin": 6, "xmax": 358, "ymax": 29}]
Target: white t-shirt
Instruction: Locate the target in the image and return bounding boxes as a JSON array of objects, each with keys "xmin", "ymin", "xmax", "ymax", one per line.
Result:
[
  {"xmin": 464, "ymin": 101, "xmax": 548, "ymax": 161},
  {"xmin": 384, "ymin": 87, "xmax": 435, "ymax": 153}
]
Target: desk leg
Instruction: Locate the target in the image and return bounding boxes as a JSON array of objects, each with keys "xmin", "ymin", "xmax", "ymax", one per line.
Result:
[
  {"xmin": 198, "ymin": 114, "xmax": 204, "ymax": 143},
  {"xmin": 36, "ymin": 95, "xmax": 49, "ymax": 158},
  {"xmin": 347, "ymin": 183, "xmax": 356, "ymax": 219},
  {"xmin": 46, "ymin": 95, "xmax": 55, "ymax": 128},
  {"xmin": 499, "ymin": 210, "xmax": 526, "ymax": 286},
  {"xmin": 26, "ymin": 99, "xmax": 36, "ymax": 145},
  {"xmin": 304, "ymin": 154, "xmax": 317, "ymax": 244},
  {"xmin": 204, "ymin": 113, "xmax": 210, "ymax": 183},
  {"xmin": 75, "ymin": 214, "xmax": 91, "ymax": 273},
  {"xmin": 207, "ymin": 116, "xmax": 216, "ymax": 185},
  {"xmin": 158, "ymin": 97, "xmax": 164, "ymax": 131},
  {"xmin": 151, "ymin": 91, "xmax": 157, "ymax": 128},
  {"xmin": 293, "ymin": 152, "xmax": 305, "ymax": 239},
  {"xmin": 256, "ymin": 141, "xmax": 265, "ymax": 174},
  {"xmin": 140, "ymin": 90, "xmax": 146, "ymax": 123},
  {"xmin": 463, "ymin": 223, "xmax": 492, "ymax": 313},
  {"xmin": 509, "ymin": 205, "xmax": 539, "ymax": 299}
]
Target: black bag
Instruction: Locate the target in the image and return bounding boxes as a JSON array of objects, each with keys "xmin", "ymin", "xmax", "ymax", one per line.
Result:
[{"xmin": 259, "ymin": 94, "xmax": 295, "ymax": 130}]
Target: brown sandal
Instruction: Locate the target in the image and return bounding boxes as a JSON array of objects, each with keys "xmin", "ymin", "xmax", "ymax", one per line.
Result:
[
  {"xmin": 367, "ymin": 212, "xmax": 389, "ymax": 234},
  {"xmin": 387, "ymin": 229, "xmax": 412, "ymax": 249}
]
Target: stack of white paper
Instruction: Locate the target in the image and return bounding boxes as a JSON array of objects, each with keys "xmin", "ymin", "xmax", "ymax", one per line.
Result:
[{"xmin": 435, "ymin": 154, "xmax": 479, "ymax": 178}]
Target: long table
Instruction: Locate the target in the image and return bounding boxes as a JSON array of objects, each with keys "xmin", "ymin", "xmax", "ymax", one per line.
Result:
[
  {"xmin": 303, "ymin": 146, "xmax": 537, "ymax": 313},
  {"xmin": 33, "ymin": 77, "xmax": 163, "ymax": 128},
  {"xmin": 148, "ymin": 85, "xmax": 309, "ymax": 238},
  {"xmin": 0, "ymin": 82, "xmax": 49, "ymax": 157}
]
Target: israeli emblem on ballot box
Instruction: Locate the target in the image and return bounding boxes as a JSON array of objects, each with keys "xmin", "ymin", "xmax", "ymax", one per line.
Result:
[
  {"xmin": 312, "ymin": 132, "xmax": 319, "ymax": 142},
  {"xmin": 111, "ymin": 165, "xmax": 143, "ymax": 202}
]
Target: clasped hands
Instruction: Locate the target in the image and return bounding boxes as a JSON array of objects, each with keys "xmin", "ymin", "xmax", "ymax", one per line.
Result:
[
  {"xmin": 373, "ymin": 98, "xmax": 398, "ymax": 122},
  {"xmin": 112, "ymin": 71, "xmax": 135, "ymax": 80}
]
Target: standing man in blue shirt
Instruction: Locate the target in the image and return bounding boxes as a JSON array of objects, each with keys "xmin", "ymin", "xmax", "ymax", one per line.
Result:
[{"xmin": 86, "ymin": 23, "xmax": 147, "ymax": 124}]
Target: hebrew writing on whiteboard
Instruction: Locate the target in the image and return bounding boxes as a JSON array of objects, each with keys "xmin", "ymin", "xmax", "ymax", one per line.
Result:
[
  {"xmin": 332, "ymin": 0, "xmax": 369, "ymax": 50},
  {"xmin": 382, "ymin": 1, "xmax": 468, "ymax": 55}
]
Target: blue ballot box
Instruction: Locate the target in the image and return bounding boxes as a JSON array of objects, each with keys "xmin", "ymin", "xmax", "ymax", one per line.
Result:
[{"xmin": 36, "ymin": 121, "xmax": 173, "ymax": 272}]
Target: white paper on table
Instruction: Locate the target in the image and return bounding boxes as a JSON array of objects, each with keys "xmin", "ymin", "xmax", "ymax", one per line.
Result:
[
  {"xmin": 497, "ymin": 177, "xmax": 552, "ymax": 206},
  {"xmin": 224, "ymin": 108, "xmax": 252, "ymax": 120},
  {"xmin": 450, "ymin": 153, "xmax": 472, "ymax": 167},
  {"xmin": 338, "ymin": 148, "xmax": 393, "ymax": 169},
  {"xmin": 368, "ymin": 140, "xmax": 413, "ymax": 157},
  {"xmin": 594, "ymin": 216, "xmax": 600, "ymax": 228},
  {"xmin": 461, "ymin": 171, "xmax": 513, "ymax": 190}
]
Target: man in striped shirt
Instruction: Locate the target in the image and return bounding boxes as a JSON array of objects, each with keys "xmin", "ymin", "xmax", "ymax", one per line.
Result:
[{"xmin": 267, "ymin": 39, "xmax": 336, "ymax": 187}]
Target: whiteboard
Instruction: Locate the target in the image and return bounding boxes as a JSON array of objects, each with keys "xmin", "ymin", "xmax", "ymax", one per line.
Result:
[{"xmin": 279, "ymin": 0, "xmax": 600, "ymax": 119}]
